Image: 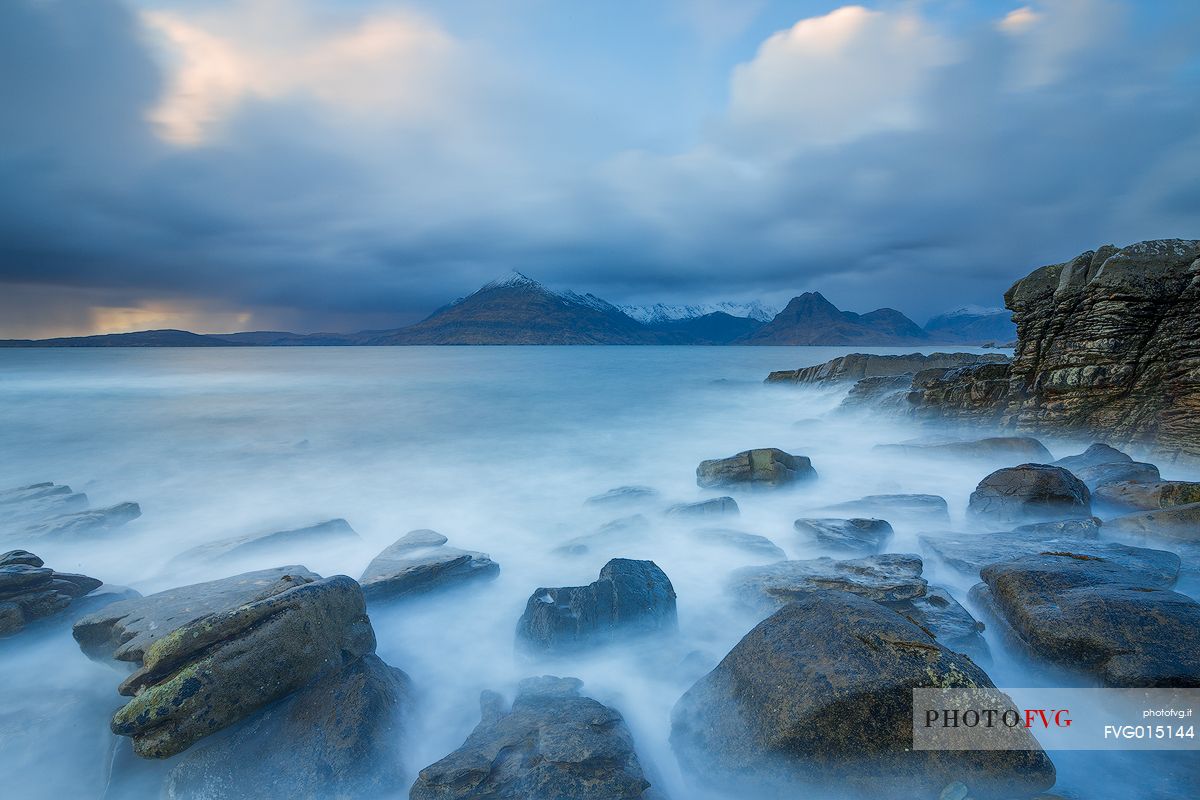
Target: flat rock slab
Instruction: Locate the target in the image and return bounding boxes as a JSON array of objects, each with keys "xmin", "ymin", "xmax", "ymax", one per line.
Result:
[
  {"xmin": 665, "ymin": 497, "xmax": 739, "ymax": 518},
  {"xmin": 554, "ymin": 515, "xmax": 647, "ymax": 556},
  {"xmin": 888, "ymin": 586, "xmax": 989, "ymax": 663},
  {"xmin": 360, "ymin": 530, "xmax": 498, "ymax": 601},
  {"xmin": 1072, "ymin": 461, "xmax": 1161, "ymax": 491},
  {"xmin": 411, "ymin": 676, "xmax": 659, "ymax": 800},
  {"xmin": 73, "ymin": 565, "xmax": 321, "ymax": 663},
  {"xmin": 794, "ymin": 517, "xmax": 893, "ymax": 554},
  {"xmin": 170, "ymin": 519, "xmax": 360, "ymax": 565},
  {"xmin": 19, "ymin": 502, "xmax": 142, "ymax": 541},
  {"xmin": 584, "ymin": 486, "xmax": 660, "ymax": 508},
  {"xmin": 974, "ymin": 553, "xmax": 1200, "ymax": 687},
  {"xmin": 821, "ymin": 494, "xmax": 949, "ymax": 523},
  {"xmin": 688, "ymin": 528, "xmax": 785, "ymax": 561},
  {"xmin": 874, "ymin": 437, "xmax": 1052, "ymax": 463},
  {"xmin": 729, "ymin": 554, "xmax": 928, "ymax": 610},
  {"xmin": 919, "ymin": 532, "xmax": 1179, "ymax": 586},
  {"xmin": 1104, "ymin": 503, "xmax": 1200, "ymax": 543},
  {"xmin": 1094, "ymin": 481, "xmax": 1200, "ymax": 511}
]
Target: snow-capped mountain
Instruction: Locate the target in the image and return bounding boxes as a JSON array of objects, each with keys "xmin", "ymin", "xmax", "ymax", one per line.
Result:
[
  {"xmin": 620, "ymin": 301, "xmax": 777, "ymax": 324},
  {"xmin": 923, "ymin": 305, "xmax": 1016, "ymax": 344}
]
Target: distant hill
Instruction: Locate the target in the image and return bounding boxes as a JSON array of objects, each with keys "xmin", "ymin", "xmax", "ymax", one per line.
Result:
[
  {"xmin": 646, "ymin": 311, "xmax": 765, "ymax": 345},
  {"xmin": 0, "ymin": 329, "xmax": 237, "ymax": 347},
  {"xmin": 922, "ymin": 306, "xmax": 1016, "ymax": 344},
  {"xmin": 366, "ymin": 271, "xmax": 668, "ymax": 345},
  {"xmin": 736, "ymin": 292, "xmax": 928, "ymax": 345}
]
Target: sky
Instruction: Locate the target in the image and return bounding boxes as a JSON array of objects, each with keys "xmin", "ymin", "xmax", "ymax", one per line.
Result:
[{"xmin": 1, "ymin": 0, "xmax": 1198, "ymax": 337}]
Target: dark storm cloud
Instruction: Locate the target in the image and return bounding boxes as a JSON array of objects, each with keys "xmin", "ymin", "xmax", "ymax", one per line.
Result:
[{"xmin": 1, "ymin": 0, "xmax": 1199, "ymax": 336}]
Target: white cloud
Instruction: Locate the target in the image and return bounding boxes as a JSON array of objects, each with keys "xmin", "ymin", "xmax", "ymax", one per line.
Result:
[
  {"xmin": 725, "ymin": 5, "xmax": 957, "ymax": 151},
  {"xmin": 995, "ymin": 0, "xmax": 1122, "ymax": 89}
]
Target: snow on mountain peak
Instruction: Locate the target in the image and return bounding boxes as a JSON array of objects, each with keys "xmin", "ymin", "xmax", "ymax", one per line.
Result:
[
  {"xmin": 478, "ymin": 270, "xmax": 543, "ymax": 292},
  {"xmin": 620, "ymin": 300, "xmax": 778, "ymax": 324}
]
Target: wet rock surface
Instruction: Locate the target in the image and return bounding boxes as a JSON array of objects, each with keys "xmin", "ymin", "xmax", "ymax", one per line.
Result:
[
  {"xmin": 670, "ymin": 591, "xmax": 1055, "ymax": 798},
  {"xmin": 360, "ymin": 529, "xmax": 498, "ymax": 601},
  {"xmin": 165, "ymin": 653, "xmax": 412, "ymax": 800},
  {"xmin": 968, "ymin": 464, "xmax": 1091, "ymax": 526},
  {"xmin": 765, "ymin": 351, "xmax": 1007, "ymax": 385},
  {"xmin": 793, "ymin": 517, "xmax": 893, "ymax": 554},
  {"xmin": 1095, "ymin": 482, "xmax": 1200, "ymax": 512},
  {"xmin": 109, "ymin": 574, "xmax": 377, "ymax": 758},
  {"xmin": 169, "ymin": 518, "xmax": 360, "ymax": 565},
  {"xmin": 1071, "ymin": 460, "xmax": 1161, "ymax": 491},
  {"xmin": 516, "ymin": 559, "xmax": 677, "ymax": 654},
  {"xmin": 696, "ymin": 448, "xmax": 816, "ymax": 489},
  {"xmin": 973, "ymin": 552, "xmax": 1200, "ymax": 686},
  {"xmin": 1104, "ymin": 503, "xmax": 1200, "ymax": 543},
  {"xmin": 664, "ymin": 496, "xmax": 739, "ymax": 517},
  {"xmin": 0, "ymin": 550, "xmax": 103, "ymax": 636},
  {"xmin": 729, "ymin": 554, "xmax": 928, "ymax": 609},
  {"xmin": 410, "ymin": 676, "xmax": 659, "ymax": 800},
  {"xmin": 888, "ymin": 586, "xmax": 989, "ymax": 663}
]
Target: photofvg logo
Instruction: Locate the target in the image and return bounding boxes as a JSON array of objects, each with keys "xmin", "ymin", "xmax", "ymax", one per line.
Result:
[{"xmin": 912, "ymin": 688, "xmax": 1199, "ymax": 751}]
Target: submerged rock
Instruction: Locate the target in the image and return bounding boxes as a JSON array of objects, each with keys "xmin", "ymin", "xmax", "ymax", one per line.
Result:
[
  {"xmin": 688, "ymin": 528, "xmax": 786, "ymax": 560},
  {"xmin": 968, "ymin": 464, "xmax": 1091, "ymax": 526},
  {"xmin": 20, "ymin": 501, "xmax": 141, "ymax": 540},
  {"xmin": 821, "ymin": 493, "xmax": 950, "ymax": 522},
  {"xmin": 730, "ymin": 554, "xmax": 928, "ymax": 609},
  {"xmin": 169, "ymin": 518, "xmax": 360, "ymax": 565},
  {"xmin": 1053, "ymin": 443, "xmax": 1132, "ymax": 472},
  {"xmin": 360, "ymin": 529, "xmax": 498, "ymax": 601},
  {"xmin": 793, "ymin": 517, "xmax": 893, "ymax": 554},
  {"xmin": 974, "ymin": 552, "xmax": 1200, "ymax": 686},
  {"xmin": 1104, "ymin": 503, "xmax": 1200, "ymax": 543},
  {"xmin": 410, "ymin": 676, "xmax": 659, "ymax": 800},
  {"xmin": 0, "ymin": 482, "xmax": 88, "ymax": 526},
  {"xmin": 696, "ymin": 448, "xmax": 816, "ymax": 489},
  {"xmin": 0, "ymin": 550, "xmax": 103, "ymax": 636},
  {"xmin": 664, "ymin": 496, "xmax": 739, "ymax": 518},
  {"xmin": 516, "ymin": 559, "xmax": 677, "ymax": 654},
  {"xmin": 874, "ymin": 437, "xmax": 1052, "ymax": 463},
  {"xmin": 584, "ymin": 486, "xmax": 660, "ymax": 508},
  {"xmin": 110, "ymin": 575, "xmax": 376, "ymax": 758},
  {"xmin": 73, "ymin": 565, "xmax": 321, "ymax": 663},
  {"xmin": 670, "ymin": 591, "xmax": 1055, "ymax": 798},
  {"xmin": 554, "ymin": 515, "xmax": 648, "ymax": 556},
  {"xmin": 1094, "ymin": 481, "xmax": 1200, "ymax": 512},
  {"xmin": 165, "ymin": 654, "xmax": 412, "ymax": 800}
]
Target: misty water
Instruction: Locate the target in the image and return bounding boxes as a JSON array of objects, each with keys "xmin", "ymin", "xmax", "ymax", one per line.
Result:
[{"xmin": 1, "ymin": 346, "xmax": 1196, "ymax": 799}]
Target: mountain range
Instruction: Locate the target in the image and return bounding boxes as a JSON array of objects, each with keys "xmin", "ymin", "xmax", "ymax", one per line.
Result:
[{"xmin": 0, "ymin": 271, "xmax": 1014, "ymax": 347}]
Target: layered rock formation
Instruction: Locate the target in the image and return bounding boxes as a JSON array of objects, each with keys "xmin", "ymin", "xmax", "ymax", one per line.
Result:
[
  {"xmin": 0, "ymin": 550, "xmax": 103, "ymax": 635},
  {"xmin": 359, "ymin": 529, "xmax": 498, "ymax": 601},
  {"xmin": 696, "ymin": 448, "xmax": 816, "ymax": 489},
  {"xmin": 765, "ymin": 351, "xmax": 1005, "ymax": 385}
]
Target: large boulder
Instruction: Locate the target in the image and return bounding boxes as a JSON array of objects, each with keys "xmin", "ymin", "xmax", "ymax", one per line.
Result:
[
  {"xmin": 74, "ymin": 565, "xmax": 321, "ymax": 663},
  {"xmin": 110, "ymin": 574, "xmax": 376, "ymax": 757},
  {"xmin": 169, "ymin": 518, "xmax": 360, "ymax": 566},
  {"xmin": 697, "ymin": 448, "xmax": 816, "ymax": 489},
  {"xmin": 516, "ymin": 559, "xmax": 676, "ymax": 654},
  {"xmin": 793, "ymin": 517, "xmax": 893, "ymax": 554},
  {"xmin": 165, "ymin": 654, "xmax": 412, "ymax": 800},
  {"xmin": 1103, "ymin": 503, "xmax": 1200, "ymax": 543},
  {"xmin": 974, "ymin": 552, "xmax": 1200, "ymax": 686},
  {"xmin": 1094, "ymin": 481, "xmax": 1200, "ymax": 511},
  {"xmin": 0, "ymin": 550, "xmax": 103, "ymax": 636},
  {"xmin": 670, "ymin": 591, "xmax": 1055, "ymax": 798},
  {"xmin": 410, "ymin": 676, "xmax": 659, "ymax": 800},
  {"xmin": 874, "ymin": 437, "xmax": 1052, "ymax": 464},
  {"xmin": 359, "ymin": 529, "xmax": 498, "ymax": 601},
  {"xmin": 968, "ymin": 464, "xmax": 1091, "ymax": 526}
]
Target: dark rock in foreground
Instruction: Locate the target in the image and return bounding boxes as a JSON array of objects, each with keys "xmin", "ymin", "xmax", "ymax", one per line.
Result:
[
  {"xmin": 765, "ymin": 351, "xmax": 1006, "ymax": 385},
  {"xmin": 410, "ymin": 676, "xmax": 659, "ymax": 800},
  {"xmin": 821, "ymin": 493, "xmax": 950, "ymax": 523},
  {"xmin": 166, "ymin": 654, "xmax": 412, "ymax": 800},
  {"xmin": 730, "ymin": 554, "xmax": 927, "ymax": 609},
  {"xmin": 968, "ymin": 464, "xmax": 1091, "ymax": 526},
  {"xmin": 0, "ymin": 550, "xmax": 103, "ymax": 636},
  {"xmin": 1094, "ymin": 481, "xmax": 1200, "ymax": 512},
  {"xmin": 696, "ymin": 448, "xmax": 816, "ymax": 489},
  {"xmin": 689, "ymin": 528, "xmax": 786, "ymax": 560},
  {"xmin": 974, "ymin": 552, "xmax": 1200, "ymax": 686},
  {"xmin": 110, "ymin": 574, "xmax": 376, "ymax": 758},
  {"xmin": 794, "ymin": 517, "xmax": 893, "ymax": 554},
  {"xmin": 665, "ymin": 496, "xmax": 738, "ymax": 518},
  {"xmin": 74, "ymin": 565, "xmax": 321, "ymax": 663},
  {"xmin": 360, "ymin": 529, "xmax": 498, "ymax": 601},
  {"xmin": 584, "ymin": 486, "xmax": 660, "ymax": 508},
  {"xmin": 516, "ymin": 559, "xmax": 676, "ymax": 654},
  {"xmin": 170, "ymin": 518, "xmax": 360, "ymax": 565},
  {"xmin": 874, "ymin": 437, "xmax": 1052, "ymax": 464},
  {"xmin": 671, "ymin": 591, "xmax": 1054, "ymax": 798}
]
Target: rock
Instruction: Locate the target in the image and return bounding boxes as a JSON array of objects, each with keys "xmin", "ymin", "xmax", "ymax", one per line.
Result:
[
  {"xmin": 919, "ymin": 531, "xmax": 1180, "ymax": 585},
  {"xmin": 110, "ymin": 574, "xmax": 376, "ymax": 758},
  {"xmin": 974, "ymin": 552, "xmax": 1200, "ymax": 686},
  {"xmin": 0, "ymin": 482, "xmax": 71, "ymax": 505},
  {"xmin": 410, "ymin": 676, "xmax": 658, "ymax": 799},
  {"xmin": 554, "ymin": 514, "xmax": 648, "ymax": 556},
  {"xmin": 73, "ymin": 565, "xmax": 321, "ymax": 663},
  {"xmin": 968, "ymin": 464, "xmax": 1091, "ymax": 526},
  {"xmin": 360, "ymin": 529, "xmax": 498, "ymax": 601},
  {"xmin": 169, "ymin": 518, "xmax": 360, "ymax": 565},
  {"xmin": 821, "ymin": 493, "xmax": 950, "ymax": 522},
  {"xmin": 0, "ymin": 552, "xmax": 103, "ymax": 636},
  {"xmin": 19, "ymin": 501, "xmax": 141, "ymax": 540},
  {"xmin": 889, "ymin": 586, "xmax": 990, "ymax": 663},
  {"xmin": 670, "ymin": 591, "xmax": 1055, "ymax": 798},
  {"xmin": 696, "ymin": 448, "xmax": 816, "ymax": 489},
  {"xmin": 1053, "ymin": 443, "xmax": 1132, "ymax": 471},
  {"xmin": 0, "ymin": 483, "xmax": 88, "ymax": 526},
  {"xmin": 688, "ymin": 528, "xmax": 786, "ymax": 560},
  {"xmin": 1072, "ymin": 460, "xmax": 1161, "ymax": 491},
  {"xmin": 664, "ymin": 496, "xmax": 739, "ymax": 517},
  {"xmin": 838, "ymin": 373, "xmax": 915, "ymax": 411},
  {"xmin": 1104, "ymin": 503, "xmax": 1200, "ymax": 543},
  {"xmin": 906, "ymin": 240, "xmax": 1200, "ymax": 458},
  {"xmin": 1011, "ymin": 518, "xmax": 1103, "ymax": 536},
  {"xmin": 729, "ymin": 554, "xmax": 927, "ymax": 610},
  {"xmin": 165, "ymin": 654, "xmax": 412, "ymax": 800},
  {"xmin": 765, "ymin": 351, "xmax": 1007, "ymax": 385},
  {"xmin": 584, "ymin": 486, "xmax": 659, "ymax": 508},
  {"xmin": 516, "ymin": 559, "xmax": 677, "ymax": 654},
  {"xmin": 1094, "ymin": 481, "xmax": 1200, "ymax": 511},
  {"xmin": 874, "ymin": 437, "xmax": 1052, "ymax": 463},
  {"xmin": 793, "ymin": 517, "xmax": 893, "ymax": 554}
]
